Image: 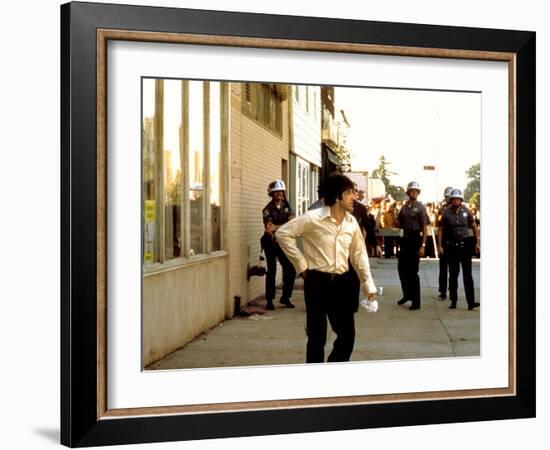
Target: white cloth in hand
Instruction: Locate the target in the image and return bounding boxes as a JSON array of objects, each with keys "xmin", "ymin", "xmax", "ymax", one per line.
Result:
[{"xmin": 360, "ymin": 298, "xmax": 379, "ymax": 313}]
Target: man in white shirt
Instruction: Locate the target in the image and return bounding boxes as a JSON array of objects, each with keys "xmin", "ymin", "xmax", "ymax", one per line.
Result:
[{"xmin": 276, "ymin": 174, "xmax": 377, "ymax": 363}]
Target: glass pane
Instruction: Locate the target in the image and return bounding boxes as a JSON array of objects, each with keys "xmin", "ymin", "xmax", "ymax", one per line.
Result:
[
  {"xmin": 210, "ymin": 82, "xmax": 222, "ymax": 251},
  {"xmin": 142, "ymin": 78, "xmax": 158, "ymax": 264},
  {"xmin": 163, "ymin": 80, "xmax": 183, "ymax": 260},
  {"xmin": 189, "ymin": 81, "xmax": 205, "ymax": 255}
]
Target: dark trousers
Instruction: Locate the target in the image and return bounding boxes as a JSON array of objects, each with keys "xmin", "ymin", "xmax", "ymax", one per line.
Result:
[
  {"xmin": 261, "ymin": 235, "xmax": 296, "ymax": 302},
  {"xmin": 439, "ymin": 252, "xmax": 449, "ymax": 295},
  {"xmin": 304, "ymin": 270, "xmax": 356, "ymax": 363},
  {"xmin": 348, "ymin": 263, "xmax": 361, "ymax": 313},
  {"xmin": 446, "ymin": 241, "xmax": 476, "ymax": 306},
  {"xmin": 384, "ymin": 236, "xmax": 396, "ymax": 258},
  {"xmin": 425, "ymin": 235, "xmax": 436, "ymax": 258},
  {"xmin": 398, "ymin": 234, "xmax": 422, "ymax": 307}
]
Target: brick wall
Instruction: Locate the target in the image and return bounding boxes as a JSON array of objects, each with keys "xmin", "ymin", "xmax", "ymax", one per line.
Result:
[{"xmin": 230, "ymin": 83, "xmax": 291, "ymax": 307}]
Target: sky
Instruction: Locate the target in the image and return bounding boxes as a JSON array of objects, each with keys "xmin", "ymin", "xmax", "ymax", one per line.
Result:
[{"xmin": 336, "ymin": 86, "xmax": 481, "ymax": 203}]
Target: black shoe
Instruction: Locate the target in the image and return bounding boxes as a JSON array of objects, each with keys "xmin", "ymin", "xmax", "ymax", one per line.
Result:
[
  {"xmin": 438, "ymin": 293, "xmax": 447, "ymax": 300},
  {"xmin": 265, "ymin": 301, "xmax": 275, "ymax": 311},
  {"xmin": 280, "ymin": 298, "xmax": 295, "ymax": 308},
  {"xmin": 409, "ymin": 305, "xmax": 420, "ymax": 310},
  {"xmin": 397, "ymin": 298, "xmax": 409, "ymax": 305},
  {"xmin": 468, "ymin": 302, "xmax": 480, "ymax": 310},
  {"xmin": 449, "ymin": 302, "xmax": 457, "ymax": 309}
]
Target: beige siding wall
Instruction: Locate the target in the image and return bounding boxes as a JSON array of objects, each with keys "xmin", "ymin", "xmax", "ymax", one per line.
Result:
[
  {"xmin": 292, "ymin": 85, "xmax": 322, "ymax": 167},
  {"xmin": 143, "ymin": 257, "xmax": 228, "ymax": 367},
  {"xmin": 230, "ymin": 84, "xmax": 290, "ymax": 305}
]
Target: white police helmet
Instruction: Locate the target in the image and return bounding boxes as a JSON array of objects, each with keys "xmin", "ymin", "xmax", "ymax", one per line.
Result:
[
  {"xmin": 406, "ymin": 181, "xmax": 421, "ymax": 193},
  {"xmin": 443, "ymin": 186, "xmax": 454, "ymax": 199},
  {"xmin": 449, "ymin": 188, "xmax": 464, "ymax": 200},
  {"xmin": 267, "ymin": 180, "xmax": 286, "ymax": 195}
]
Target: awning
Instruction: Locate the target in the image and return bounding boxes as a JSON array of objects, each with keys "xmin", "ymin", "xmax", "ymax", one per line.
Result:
[{"xmin": 325, "ymin": 148, "xmax": 341, "ymax": 166}]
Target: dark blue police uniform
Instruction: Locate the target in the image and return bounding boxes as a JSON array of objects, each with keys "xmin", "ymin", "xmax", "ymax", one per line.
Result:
[
  {"xmin": 397, "ymin": 201, "xmax": 429, "ymax": 309},
  {"xmin": 261, "ymin": 200, "xmax": 296, "ymax": 306},
  {"xmin": 437, "ymin": 203, "xmax": 451, "ymax": 298},
  {"xmin": 439, "ymin": 205, "xmax": 477, "ymax": 308}
]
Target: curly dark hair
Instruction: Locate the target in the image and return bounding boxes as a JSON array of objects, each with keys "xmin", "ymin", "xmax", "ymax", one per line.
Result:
[{"xmin": 322, "ymin": 174, "xmax": 355, "ymax": 206}]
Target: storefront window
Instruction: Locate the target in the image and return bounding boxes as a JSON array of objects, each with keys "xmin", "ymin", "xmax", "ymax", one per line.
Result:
[
  {"xmin": 142, "ymin": 79, "xmax": 159, "ymax": 264},
  {"xmin": 189, "ymin": 81, "xmax": 204, "ymax": 256},
  {"xmin": 162, "ymin": 80, "xmax": 183, "ymax": 260},
  {"xmin": 210, "ymin": 82, "xmax": 222, "ymax": 251},
  {"xmin": 142, "ymin": 78, "xmax": 225, "ymax": 267}
]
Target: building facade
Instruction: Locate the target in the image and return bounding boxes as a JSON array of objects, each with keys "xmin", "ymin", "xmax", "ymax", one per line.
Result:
[
  {"xmin": 141, "ymin": 79, "xmax": 291, "ymax": 367},
  {"xmin": 288, "ymin": 84, "xmax": 322, "ymax": 216}
]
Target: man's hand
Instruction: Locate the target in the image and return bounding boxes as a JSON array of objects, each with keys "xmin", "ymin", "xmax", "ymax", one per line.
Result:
[
  {"xmin": 418, "ymin": 246, "xmax": 425, "ymax": 257},
  {"xmin": 265, "ymin": 222, "xmax": 274, "ymax": 233},
  {"xmin": 476, "ymin": 241, "xmax": 480, "ymax": 255},
  {"xmin": 300, "ymin": 271, "xmax": 307, "ymax": 279},
  {"xmin": 437, "ymin": 246, "xmax": 443, "ymax": 256},
  {"xmin": 367, "ymin": 292, "xmax": 376, "ymax": 301},
  {"xmin": 375, "ymin": 245, "xmax": 382, "ymax": 257}
]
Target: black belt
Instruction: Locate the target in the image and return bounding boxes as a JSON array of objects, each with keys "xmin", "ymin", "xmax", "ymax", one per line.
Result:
[{"xmin": 307, "ymin": 269, "xmax": 349, "ymax": 282}]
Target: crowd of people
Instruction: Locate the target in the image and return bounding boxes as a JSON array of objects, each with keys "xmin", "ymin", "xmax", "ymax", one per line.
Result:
[
  {"xmin": 362, "ymin": 195, "xmax": 481, "ymax": 260},
  {"xmin": 259, "ymin": 174, "xmax": 481, "ymax": 364}
]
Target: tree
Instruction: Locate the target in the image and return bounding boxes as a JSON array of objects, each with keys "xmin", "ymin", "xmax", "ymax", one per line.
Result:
[
  {"xmin": 463, "ymin": 163, "xmax": 480, "ymax": 205},
  {"xmin": 371, "ymin": 155, "xmax": 407, "ymax": 200},
  {"xmin": 371, "ymin": 155, "xmax": 396, "ymax": 187}
]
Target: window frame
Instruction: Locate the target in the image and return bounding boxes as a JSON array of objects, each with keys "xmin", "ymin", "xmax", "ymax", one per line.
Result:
[
  {"xmin": 242, "ymin": 82, "xmax": 283, "ymax": 136},
  {"xmin": 142, "ymin": 79, "xmax": 229, "ymax": 275}
]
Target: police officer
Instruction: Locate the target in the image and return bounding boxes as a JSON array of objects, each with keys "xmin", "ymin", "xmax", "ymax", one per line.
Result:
[
  {"xmin": 396, "ymin": 181, "xmax": 429, "ymax": 310},
  {"xmin": 437, "ymin": 186, "xmax": 454, "ymax": 300},
  {"xmin": 437, "ymin": 189, "xmax": 480, "ymax": 310},
  {"xmin": 261, "ymin": 180, "xmax": 297, "ymax": 310}
]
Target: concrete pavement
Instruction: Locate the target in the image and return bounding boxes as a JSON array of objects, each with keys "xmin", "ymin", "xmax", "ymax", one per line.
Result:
[{"xmin": 148, "ymin": 258, "xmax": 480, "ymax": 370}]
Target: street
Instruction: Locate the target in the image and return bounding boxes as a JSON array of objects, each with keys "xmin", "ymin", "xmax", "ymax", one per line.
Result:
[{"xmin": 148, "ymin": 258, "xmax": 480, "ymax": 370}]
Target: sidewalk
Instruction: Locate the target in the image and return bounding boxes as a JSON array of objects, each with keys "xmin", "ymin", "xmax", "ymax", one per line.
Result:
[{"xmin": 148, "ymin": 258, "xmax": 480, "ymax": 370}]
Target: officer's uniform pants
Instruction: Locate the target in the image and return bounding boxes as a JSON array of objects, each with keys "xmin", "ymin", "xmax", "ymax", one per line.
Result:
[
  {"xmin": 304, "ymin": 270, "xmax": 356, "ymax": 363},
  {"xmin": 398, "ymin": 233, "xmax": 422, "ymax": 307},
  {"xmin": 445, "ymin": 241, "xmax": 476, "ymax": 306},
  {"xmin": 261, "ymin": 235, "xmax": 296, "ymax": 302}
]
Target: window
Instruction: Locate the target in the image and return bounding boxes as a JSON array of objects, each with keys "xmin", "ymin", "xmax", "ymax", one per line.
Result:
[
  {"xmin": 142, "ymin": 78, "xmax": 226, "ymax": 267},
  {"xmin": 242, "ymin": 83, "xmax": 283, "ymax": 134},
  {"xmin": 311, "ymin": 166, "xmax": 320, "ymax": 204},
  {"xmin": 296, "ymin": 158, "xmax": 311, "ymax": 216},
  {"xmin": 210, "ymin": 82, "xmax": 222, "ymax": 251},
  {"xmin": 142, "ymin": 79, "xmax": 158, "ymax": 264},
  {"xmin": 188, "ymin": 81, "xmax": 204, "ymax": 256},
  {"xmin": 163, "ymin": 80, "xmax": 183, "ymax": 260}
]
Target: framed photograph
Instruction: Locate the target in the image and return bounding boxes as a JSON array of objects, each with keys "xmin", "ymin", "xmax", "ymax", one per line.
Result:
[{"xmin": 61, "ymin": 1, "xmax": 535, "ymax": 447}]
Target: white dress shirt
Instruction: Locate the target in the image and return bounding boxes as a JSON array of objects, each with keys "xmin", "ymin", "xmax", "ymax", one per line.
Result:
[{"xmin": 276, "ymin": 206, "xmax": 377, "ymax": 295}]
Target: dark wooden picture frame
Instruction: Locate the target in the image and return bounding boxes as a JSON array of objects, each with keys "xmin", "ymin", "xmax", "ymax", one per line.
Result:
[{"xmin": 61, "ymin": 1, "xmax": 535, "ymax": 447}]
